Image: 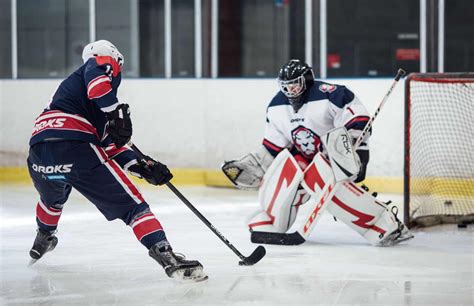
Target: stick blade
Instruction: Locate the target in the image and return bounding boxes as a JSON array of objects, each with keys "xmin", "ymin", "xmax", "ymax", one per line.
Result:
[
  {"xmin": 251, "ymin": 231, "xmax": 306, "ymax": 245},
  {"xmin": 238, "ymin": 246, "xmax": 266, "ymax": 266}
]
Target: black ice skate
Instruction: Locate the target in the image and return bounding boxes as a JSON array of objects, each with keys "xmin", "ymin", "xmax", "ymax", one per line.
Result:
[
  {"xmin": 379, "ymin": 206, "xmax": 414, "ymax": 246},
  {"xmin": 149, "ymin": 244, "xmax": 208, "ymax": 282},
  {"xmin": 29, "ymin": 229, "xmax": 58, "ymax": 265}
]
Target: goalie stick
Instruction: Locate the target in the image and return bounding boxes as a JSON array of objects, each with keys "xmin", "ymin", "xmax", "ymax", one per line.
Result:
[
  {"xmin": 251, "ymin": 68, "xmax": 407, "ymax": 245},
  {"xmin": 129, "ymin": 143, "xmax": 266, "ymax": 266}
]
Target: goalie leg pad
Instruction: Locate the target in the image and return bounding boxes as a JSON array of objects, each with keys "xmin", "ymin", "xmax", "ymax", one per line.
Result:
[
  {"xmin": 248, "ymin": 211, "xmax": 279, "ymax": 232},
  {"xmin": 326, "ymin": 182, "xmax": 412, "ymax": 246},
  {"xmin": 290, "ymin": 152, "xmax": 337, "ymax": 239},
  {"xmin": 257, "ymin": 149, "xmax": 304, "ymax": 232},
  {"xmin": 301, "ymin": 153, "xmax": 335, "ymax": 196}
]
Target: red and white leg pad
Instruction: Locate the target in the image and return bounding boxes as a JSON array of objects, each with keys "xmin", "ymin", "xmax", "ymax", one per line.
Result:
[
  {"xmin": 326, "ymin": 182, "xmax": 401, "ymax": 246},
  {"xmin": 249, "ymin": 149, "xmax": 304, "ymax": 232},
  {"xmin": 290, "ymin": 152, "xmax": 337, "ymax": 238}
]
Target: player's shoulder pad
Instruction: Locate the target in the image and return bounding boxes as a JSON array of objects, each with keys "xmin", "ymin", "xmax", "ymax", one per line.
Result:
[
  {"xmin": 85, "ymin": 56, "xmax": 121, "ymax": 77},
  {"xmin": 314, "ymin": 80, "xmax": 355, "ymax": 108},
  {"xmin": 267, "ymin": 91, "xmax": 290, "ymax": 110}
]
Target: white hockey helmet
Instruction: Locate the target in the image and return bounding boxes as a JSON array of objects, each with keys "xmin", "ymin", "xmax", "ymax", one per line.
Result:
[{"xmin": 82, "ymin": 40, "xmax": 124, "ymax": 66}]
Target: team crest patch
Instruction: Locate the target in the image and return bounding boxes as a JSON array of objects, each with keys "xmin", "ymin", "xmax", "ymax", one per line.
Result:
[
  {"xmin": 319, "ymin": 84, "xmax": 337, "ymax": 93},
  {"xmin": 291, "ymin": 126, "xmax": 321, "ymax": 160}
]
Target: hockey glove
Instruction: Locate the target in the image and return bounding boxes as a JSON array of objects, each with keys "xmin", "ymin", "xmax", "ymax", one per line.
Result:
[
  {"xmin": 128, "ymin": 156, "xmax": 173, "ymax": 186},
  {"xmin": 106, "ymin": 104, "xmax": 132, "ymax": 148}
]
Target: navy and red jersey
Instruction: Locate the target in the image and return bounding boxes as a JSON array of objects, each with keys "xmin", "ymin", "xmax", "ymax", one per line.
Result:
[
  {"xmin": 29, "ymin": 56, "xmax": 136, "ymax": 167},
  {"xmin": 263, "ymin": 81, "xmax": 370, "ymax": 163}
]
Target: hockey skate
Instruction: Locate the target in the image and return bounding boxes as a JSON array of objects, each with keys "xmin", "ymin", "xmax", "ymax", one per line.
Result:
[
  {"xmin": 378, "ymin": 207, "xmax": 414, "ymax": 246},
  {"xmin": 29, "ymin": 229, "xmax": 58, "ymax": 265},
  {"xmin": 149, "ymin": 245, "xmax": 208, "ymax": 282}
]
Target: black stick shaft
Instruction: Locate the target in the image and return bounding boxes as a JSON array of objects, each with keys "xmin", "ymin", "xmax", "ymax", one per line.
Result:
[
  {"xmin": 165, "ymin": 182, "xmax": 246, "ymax": 260},
  {"xmin": 129, "ymin": 143, "xmax": 247, "ymax": 261},
  {"xmin": 354, "ymin": 68, "xmax": 406, "ymax": 149}
]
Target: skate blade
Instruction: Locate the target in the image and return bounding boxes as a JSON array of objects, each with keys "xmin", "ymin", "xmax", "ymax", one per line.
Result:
[
  {"xmin": 28, "ymin": 258, "xmax": 39, "ymax": 267},
  {"xmin": 171, "ymin": 268, "xmax": 209, "ymax": 282},
  {"xmin": 189, "ymin": 274, "xmax": 209, "ymax": 282},
  {"xmin": 380, "ymin": 233, "xmax": 414, "ymax": 247},
  {"xmin": 392, "ymin": 234, "xmax": 414, "ymax": 245}
]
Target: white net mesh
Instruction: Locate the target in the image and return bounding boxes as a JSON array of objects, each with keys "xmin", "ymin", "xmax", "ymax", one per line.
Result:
[{"xmin": 405, "ymin": 74, "xmax": 474, "ymax": 226}]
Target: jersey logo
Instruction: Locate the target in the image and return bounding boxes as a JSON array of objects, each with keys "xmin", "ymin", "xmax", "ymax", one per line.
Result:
[
  {"xmin": 32, "ymin": 163, "xmax": 73, "ymax": 174},
  {"xmin": 33, "ymin": 118, "xmax": 66, "ymax": 133},
  {"xmin": 290, "ymin": 118, "xmax": 305, "ymax": 123},
  {"xmin": 319, "ymin": 84, "xmax": 337, "ymax": 93},
  {"xmin": 303, "ymin": 184, "xmax": 334, "ymax": 233},
  {"xmin": 291, "ymin": 126, "xmax": 321, "ymax": 160}
]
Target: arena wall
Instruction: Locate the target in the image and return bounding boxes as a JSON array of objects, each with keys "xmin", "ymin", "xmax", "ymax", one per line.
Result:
[{"xmin": 0, "ymin": 79, "xmax": 405, "ymax": 191}]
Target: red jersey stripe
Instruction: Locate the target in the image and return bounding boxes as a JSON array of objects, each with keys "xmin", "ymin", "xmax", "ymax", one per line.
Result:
[
  {"xmin": 32, "ymin": 112, "xmax": 100, "ymax": 139},
  {"xmin": 87, "ymin": 76, "xmax": 112, "ymax": 99},
  {"xmin": 90, "ymin": 144, "xmax": 145, "ymax": 204},
  {"xmin": 105, "ymin": 144, "xmax": 130, "ymax": 159}
]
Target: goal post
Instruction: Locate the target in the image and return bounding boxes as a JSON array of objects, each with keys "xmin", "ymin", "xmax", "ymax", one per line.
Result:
[{"xmin": 404, "ymin": 73, "xmax": 474, "ymax": 227}]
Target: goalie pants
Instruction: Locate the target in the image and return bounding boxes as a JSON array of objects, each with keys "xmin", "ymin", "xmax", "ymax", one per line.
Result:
[{"xmin": 27, "ymin": 140, "xmax": 167, "ymax": 249}]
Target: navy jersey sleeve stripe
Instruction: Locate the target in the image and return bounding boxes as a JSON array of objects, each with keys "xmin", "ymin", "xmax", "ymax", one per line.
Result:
[
  {"xmin": 328, "ymin": 86, "xmax": 355, "ymax": 108},
  {"xmin": 268, "ymin": 92, "xmax": 290, "ymax": 109},
  {"xmin": 263, "ymin": 139, "xmax": 284, "ymax": 157},
  {"xmin": 345, "ymin": 116, "xmax": 370, "ymax": 131}
]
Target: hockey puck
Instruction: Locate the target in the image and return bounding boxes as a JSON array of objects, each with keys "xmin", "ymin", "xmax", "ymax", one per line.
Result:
[{"xmin": 457, "ymin": 223, "xmax": 467, "ymax": 228}]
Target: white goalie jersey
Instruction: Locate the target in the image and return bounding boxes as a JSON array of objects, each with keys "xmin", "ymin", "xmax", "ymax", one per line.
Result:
[{"xmin": 262, "ymin": 81, "xmax": 371, "ymax": 163}]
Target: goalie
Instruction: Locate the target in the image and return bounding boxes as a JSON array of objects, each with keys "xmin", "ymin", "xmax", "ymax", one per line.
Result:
[{"xmin": 222, "ymin": 59, "xmax": 413, "ymax": 247}]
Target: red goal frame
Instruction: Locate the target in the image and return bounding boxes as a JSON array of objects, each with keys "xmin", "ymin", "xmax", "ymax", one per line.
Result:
[{"xmin": 404, "ymin": 72, "xmax": 474, "ymax": 226}]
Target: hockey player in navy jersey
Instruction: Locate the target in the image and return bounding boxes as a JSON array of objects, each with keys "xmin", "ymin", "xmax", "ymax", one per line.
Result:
[
  {"xmin": 27, "ymin": 40, "xmax": 207, "ymax": 281},
  {"xmin": 222, "ymin": 59, "xmax": 412, "ymax": 247}
]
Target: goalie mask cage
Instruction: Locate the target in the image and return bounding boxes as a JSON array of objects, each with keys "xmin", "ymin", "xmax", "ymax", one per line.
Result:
[{"xmin": 404, "ymin": 73, "xmax": 474, "ymax": 227}]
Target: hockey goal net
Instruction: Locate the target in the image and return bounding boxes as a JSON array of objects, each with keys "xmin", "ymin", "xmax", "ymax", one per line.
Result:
[{"xmin": 404, "ymin": 73, "xmax": 474, "ymax": 227}]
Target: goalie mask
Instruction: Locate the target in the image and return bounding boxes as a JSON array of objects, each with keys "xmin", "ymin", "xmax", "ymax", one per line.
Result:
[
  {"xmin": 278, "ymin": 59, "xmax": 315, "ymax": 112},
  {"xmin": 82, "ymin": 40, "xmax": 124, "ymax": 67}
]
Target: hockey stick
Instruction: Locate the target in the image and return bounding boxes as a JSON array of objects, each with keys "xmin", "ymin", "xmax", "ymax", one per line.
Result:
[
  {"xmin": 353, "ymin": 68, "xmax": 406, "ymax": 148},
  {"xmin": 129, "ymin": 143, "xmax": 266, "ymax": 266},
  {"xmin": 251, "ymin": 68, "xmax": 407, "ymax": 245}
]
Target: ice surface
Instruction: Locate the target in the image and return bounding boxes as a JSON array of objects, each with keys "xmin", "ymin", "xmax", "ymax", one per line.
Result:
[{"xmin": 1, "ymin": 185, "xmax": 473, "ymax": 305}]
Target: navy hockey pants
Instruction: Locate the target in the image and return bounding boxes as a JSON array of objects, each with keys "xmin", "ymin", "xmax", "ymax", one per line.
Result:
[{"xmin": 27, "ymin": 140, "xmax": 167, "ymax": 248}]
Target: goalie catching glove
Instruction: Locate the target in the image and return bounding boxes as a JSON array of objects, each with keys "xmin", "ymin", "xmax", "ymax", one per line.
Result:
[
  {"xmin": 221, "ymin": 147, "xmax": 275, "ymax": 189},
  {"xmin": 106, "ymin": 103, "xmax": 133, "ymax": 148},
  {"xmin": 128, "ymin": 155, "xmax": 173, "ymax": 186}
]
